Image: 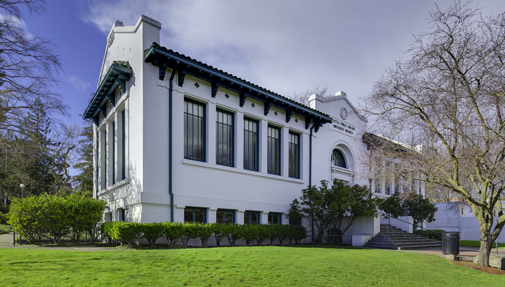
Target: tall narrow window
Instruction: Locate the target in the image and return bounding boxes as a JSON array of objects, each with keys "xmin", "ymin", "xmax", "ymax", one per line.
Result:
[
  {"xmin": 244, "ymin": 118, "xmax": 259, "ymax": 171},
  {"xmin": 216, "ymin": 109, "xmax": 234, "ymax": 166},
  {"xmin": 289, "ymin": 132, "xmax": 300, "ymax": 178},
  {"xmin": 112, "ymin": 121, "xmax": 116, "ymax": 185},
  {"xmin": 184, "ymin": 207, "xmax": 207, "ymax": 223},
  {"xmin": 95, "ymin": 130, "xmax": 99, "ymax": 194},
  {"xmin": 268, "ymin": 125, "xmax": 281, "ymax": 175},
  {"xmin": 101, "ymin": 130, "xmax": 107, "ymax": 189},
  {"xmin": 121, "ymin": 110, "xmax": 126, "ymax": 180},
  {"xmin": 244, "ymin": 211, "xmax": 260, "ymax": 224},
  {"xmin": 184, "ymin": 99, "xmax": 205, "ymax": 161}
]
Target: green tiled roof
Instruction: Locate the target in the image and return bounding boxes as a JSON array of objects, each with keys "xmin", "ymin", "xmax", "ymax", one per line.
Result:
[
  {"xmin": 83, "ymin": 61, "xmax": 132, "ymax": 122},
  {"xmin": 144, "ymin": 42, "xmax": 332, "ymax": 129}
]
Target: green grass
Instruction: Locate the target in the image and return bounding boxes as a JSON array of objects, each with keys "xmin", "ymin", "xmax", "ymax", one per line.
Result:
[
  {"xmin": 0, "ymin": 246, "xmax": 503, "ymax": 286},
  {"xmin": 0, "ymin": 224, "xmax": 12, "ymax": 235},
  {"xmin": 460, "ymin": 240, "xmax": 505, "ymax": 248}
]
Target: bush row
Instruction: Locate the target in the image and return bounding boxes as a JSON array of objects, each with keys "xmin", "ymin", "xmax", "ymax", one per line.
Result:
[
  {"xmin": 414, "ymin": 229, "xmax": 443, "ymax": 240},
  {"xmin": 8, "ymin": 194, "xmax": 106, "ymax": 244},
  {"xmin": 101, "ymin": 222, "xmax": 307, "ymax": 248}
]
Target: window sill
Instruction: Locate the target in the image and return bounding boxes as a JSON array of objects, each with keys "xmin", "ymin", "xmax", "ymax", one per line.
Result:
[
  {"xmin": 182, "ymin": 159, "xmax": 304, "ymax": 184},
  {"xmin": 98, "ymin": 178, "xmax": 131, "ymax": 196},
  {"xmin": 331, "ymin": 166, "xmax": 355, "ymax": 175}
]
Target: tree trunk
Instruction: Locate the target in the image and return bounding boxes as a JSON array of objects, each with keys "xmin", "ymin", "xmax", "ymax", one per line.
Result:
[{"xmin": 477, "ymin": 227, "xmax": 493, "ymax": 267}]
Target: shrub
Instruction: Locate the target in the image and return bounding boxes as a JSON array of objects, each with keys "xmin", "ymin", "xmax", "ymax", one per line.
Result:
[
  {"xmin": 292, "ymin": 225, "xmax": 307, "ymax": 244},
  {"xmin": 67, "ymin": 195, "xmax": 106, "ymax": 243},
  {"xmin": 0, "ymin": 212, "xmax": 8, "ymax": 225},
  {"xmin": 8, "ymin": 194, "xmax": 106, "ymax": 245},
  {"xmin": 180, "ymin": 223, "xmax": 199, "ymax": 247},
  {"xmin": 224, "ymin": 224, "xmax": 242, "ymax": 246},
  {"xmin": 414, "ymin": 229, "xmax": 443, "ymax": 240},
  {"xmin": 163, "ymin": 222, "xmax": 183, "ymax": 246},
  {"xmin": 212, "ymin": 223, "xmax": 226, "ymax": 247},
  {"xmin": 195, "ymin": 223, "xmax": 213, "ymax": 247},
  {"xmin": 242, "ymin": 224, "xmax": 258, "ymax": 246},
  {"xmin": 269, "ymin": 225, "xmax": 280, "ymax": 245},
  {"xmin": 256, "ymin": 224, "xmax": 270, "ymax": 246},
  {"xmin": 277, "ymin": 225, "xmax": 289, "ymax": 245},
  {"xmin": 106, "ymin": 222, "xmax": 141, "ymax": 248},
  {"xmin": 142, "ymin": 222, "xmax": 164, "ymax": 247}
]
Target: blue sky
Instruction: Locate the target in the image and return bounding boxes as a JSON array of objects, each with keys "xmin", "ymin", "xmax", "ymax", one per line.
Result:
[{"xmin": 20, "ymin": 0, "xmax": 504, "ymax": 127}]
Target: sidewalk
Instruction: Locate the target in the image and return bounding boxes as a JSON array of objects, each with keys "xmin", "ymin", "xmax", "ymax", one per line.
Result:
[
  {"xmin": 400, "ymin": 246, "xmax": 483, "ymax": 258},
  {"xmin": 0, "ymin": 232, "xmax": 116, "ymax": 252}
]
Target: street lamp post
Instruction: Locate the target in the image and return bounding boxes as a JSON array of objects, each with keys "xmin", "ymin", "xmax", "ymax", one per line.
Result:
[{"xmin": 18, "ymin": 183, "xmax": 24, "ymax": 246}]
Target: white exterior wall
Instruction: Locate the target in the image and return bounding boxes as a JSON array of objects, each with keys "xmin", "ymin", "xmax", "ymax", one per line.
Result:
[
  {"xmin": 309, "ymin": 93, "xmax": 369, "ymax": 187},
  {"xmin": 91, "ymin": 15, "xmax": 383, "ymax": 241},
  {"xmin": 427, "ymin": 202, "xmax": 505, "ymax": 243}
]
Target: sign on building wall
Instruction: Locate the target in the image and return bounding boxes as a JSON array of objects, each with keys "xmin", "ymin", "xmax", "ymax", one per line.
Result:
[{"xmin": 330, "ymin": 118, "xmax": 356, "ymax": 135}]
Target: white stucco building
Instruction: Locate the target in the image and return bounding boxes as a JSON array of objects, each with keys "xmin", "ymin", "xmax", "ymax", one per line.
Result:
[
  {"xmin": 84, "ymin": 16, "xmax": 420, "ymax": 243},
  {"xmin": 427, "ymin": 202, "xmax": 505, "ymax": 243}
]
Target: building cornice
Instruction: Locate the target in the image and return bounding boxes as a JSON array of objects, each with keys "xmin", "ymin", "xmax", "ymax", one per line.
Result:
[
  {"xmin": 84, "ymin": 61, "xmax": 132, "ymax": 124},
  {"xmin": 144, "ymin": 43, "xmax": 332, "ymax": 131}
]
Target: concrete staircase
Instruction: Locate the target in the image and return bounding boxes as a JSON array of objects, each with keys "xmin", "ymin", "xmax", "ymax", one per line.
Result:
[{"xmin": 364, "ymin": 224, "xmax": 441, "ymax": 250}]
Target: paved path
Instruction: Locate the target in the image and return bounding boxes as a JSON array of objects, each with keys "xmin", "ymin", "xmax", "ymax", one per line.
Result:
[
  {"xmin": 0, "ymin": 232, "xmax": 116, "ymax": 252},
  {"xmin": 399, "ymin": 246, "xmax": 482, "ymax": 258}
]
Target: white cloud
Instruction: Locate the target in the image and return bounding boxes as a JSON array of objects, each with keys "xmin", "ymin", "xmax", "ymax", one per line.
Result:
[
  {"xmin": 81, "ymin": 0, "xmax": 505, "ymax": 107},
  {"xmin": 68, "ymin": 76, "xmax": 91, "ymax": 91},
  {"xmin": 0, "ymin": 13, "xmax": 35, "ymax": 39}
]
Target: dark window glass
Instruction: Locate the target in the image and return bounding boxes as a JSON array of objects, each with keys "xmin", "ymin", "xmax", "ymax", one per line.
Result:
[
  {"xmin": 268, "ymin": 125, "xmax": 281, "ymax": 175},
  {"xmin": 121, "ymin": 110, "xmax": 126, "ymax": 180},
  {"xmin": 244, "ymin": 211, "xmax": 260, "ymax": 225},
  {"xmin": 112, "ymin": 121, "xmax": 116, "ymax": 185},
  {"xmin": 332, "ymin": 149, "xmax": 346, "ymax": 168},
  {"xmin": 288, "ymin": 132, "xmax": 300, "ymax": 178},
  {"xmin": 184, "ymin": 207, "xmax": 207, "ymax": 223},
  {"xmin": 268, "ymin": 213, "xmax": 282, "ymax": 225},
  {"xmin": 102, "ymin": 130, "xmax": 107, "ymax": 189},
  {"xmin": 95, "ymin": 130, "xmax": 99, "ymax": 194},
  {"xmin": 289, "ymin": 217, "xmax": 302, "ymax": 226},
  {"xmin": 184, "ymin": 99, "xmax": 205, "ymax": 161},
  {"xmin": 244, "ymin": 118, "xmax": 259, "ymax": 171},
  {"xmin": 216, "ymin": 209, "xmax": 235, "ymax": 224},
  {"xmin": 216, "ymin": 109, "xmax": 234, "ymax": 166}
]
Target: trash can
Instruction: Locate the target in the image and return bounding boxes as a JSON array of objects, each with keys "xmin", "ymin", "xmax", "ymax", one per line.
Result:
[{"xmin": 442, "ymin": 231, "xmax": 460, "ymax": 255}]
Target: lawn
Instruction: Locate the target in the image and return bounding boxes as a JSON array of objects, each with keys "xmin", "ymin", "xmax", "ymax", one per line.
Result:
[
  {"xmin": 0, "ymin": 224, "xmax": 12, "ymax": 234},
  {"xmin": 460, "ymin": 240, "xmax": 505, "ymax": 249},
  {"xmin": 0, "ymin": 246, "xmax": 503, "ymax": 286}
]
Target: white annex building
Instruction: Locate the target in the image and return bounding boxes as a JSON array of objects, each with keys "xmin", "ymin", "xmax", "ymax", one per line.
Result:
[{"xmin": 84, "ymin": 16, "xmax": 422, "ymax": 245}]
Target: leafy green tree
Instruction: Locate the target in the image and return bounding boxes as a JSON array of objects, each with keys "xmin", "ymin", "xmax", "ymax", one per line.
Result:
[
  {"xmin": 378, "ymin": 192, "xmax": 404, "ymax": 218},
  {"xmin": 295, "ymin": 180, "xmax": 377, "ymax": 244},
  {"xmin": 2, "ymin": 102, "xmax": 75, "ymax": 197},
  {"xmin": 406, "ymin": 193, "xmax": 437, "ymax": 227},
  {"xmin": 72, "ymin": 121, "xmax": 93, "ymax": 195}
]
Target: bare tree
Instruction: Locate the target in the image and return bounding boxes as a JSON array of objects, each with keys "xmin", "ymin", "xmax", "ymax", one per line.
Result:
[
  {"xmin": 292, "ymin": 87, "xmax": 328, "ymax": 106},
  {"xmin": 366, "ymin": 0, "xmax": 505, "ymax": 267},
  {"xmin": 0, "ymin": 0, "xmax": 65, "ymax": 135}
]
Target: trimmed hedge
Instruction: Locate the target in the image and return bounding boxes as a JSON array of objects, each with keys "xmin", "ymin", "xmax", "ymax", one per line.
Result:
[
  {"xmin": 414, "ymin": 229, "xmax": 443, "ymax": 240},
  {"xmin": 101, "ymin": 222, "xmax": 308, "ymax": 248},
  {"xmin": 8, "ymin": 194, "xmax": 106, "ymax": 244}
]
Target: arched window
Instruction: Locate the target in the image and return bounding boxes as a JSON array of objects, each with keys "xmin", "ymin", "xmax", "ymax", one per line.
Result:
[{"xmin": 332, "ymin": 149, "xmax": 347, "ymax": 168}]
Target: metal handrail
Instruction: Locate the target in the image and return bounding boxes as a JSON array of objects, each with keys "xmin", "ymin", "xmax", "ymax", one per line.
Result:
[{"xmin": 383, "ymin": 216, "xmax": 428, "ymax": 231}]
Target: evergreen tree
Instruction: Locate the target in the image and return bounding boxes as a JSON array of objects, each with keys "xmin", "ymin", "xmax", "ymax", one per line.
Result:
[{"xmin": 72, "ymin": 120, "xmax": 93, "ymax": 196}]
